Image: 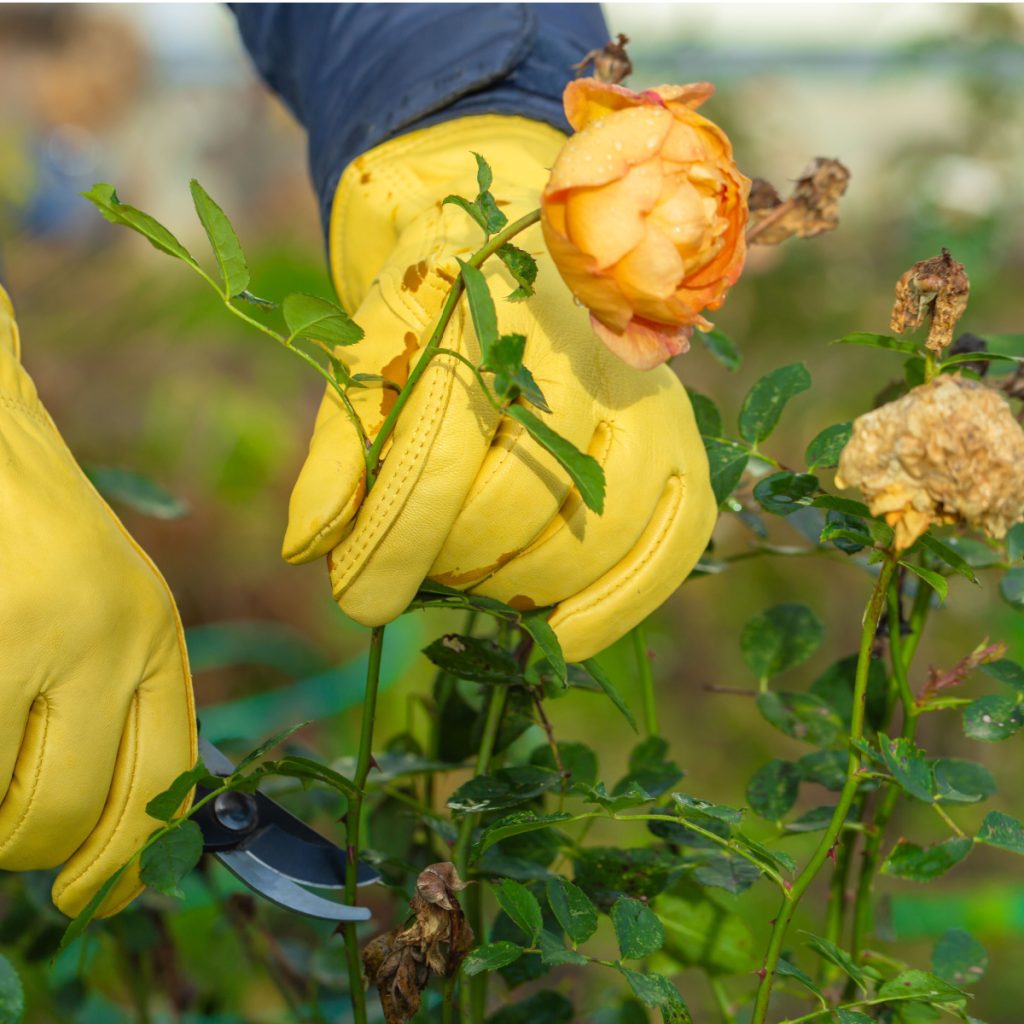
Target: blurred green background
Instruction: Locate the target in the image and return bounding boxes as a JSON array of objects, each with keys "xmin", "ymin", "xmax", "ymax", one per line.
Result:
[{"xmin": 1, "ymin": 4, "xmax": 1023, "ymax": 1022}]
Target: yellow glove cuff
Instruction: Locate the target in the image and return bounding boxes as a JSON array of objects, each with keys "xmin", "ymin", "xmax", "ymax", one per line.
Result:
[
  {"xmin": 0, "ymin": 284, "xmax": 21, "ymax": 360},
  {"xmin": 328, "ymin": 114, "xmax": 566, "ymax": 312}
]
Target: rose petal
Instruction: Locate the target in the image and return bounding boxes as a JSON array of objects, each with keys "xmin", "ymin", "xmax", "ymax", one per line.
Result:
[
  {"xmin": 650, "ymin": 178, "xmax": 719, "ymax": 259},
  {"xmin": 591, "ymin": 314, "xmax": 692, "ymax": 370},
  {"xmin": 564, "ymin": 160, "xmax": 663, "ymax": 269},
  {"xmin": 651, "ymin": 81, "xmax": 716, "ymax": 111},
  {"xmin": 612, "ymin": 220, "xmax": 686, "ymax": 303},
  {"xmin": 545, "ymin": 106, "xmax": 672, "ymax": 195},
  {"xmin": 563, "ymin": 78, "xmax": 647, "ymax": 131}
]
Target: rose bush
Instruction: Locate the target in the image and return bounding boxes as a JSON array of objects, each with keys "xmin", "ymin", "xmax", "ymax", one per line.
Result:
[{"xmin": 541, "ymin": 78, "xmax": 750, "ymax": 369}]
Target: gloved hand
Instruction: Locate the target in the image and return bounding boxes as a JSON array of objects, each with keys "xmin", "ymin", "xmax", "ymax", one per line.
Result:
[
  {"xmin": 284, "ymin": 116, "xmax": 716, "ymax": 663},
  {"xmin": 0, "ymin": 287, "xmax": 196, "ymax": 917}
]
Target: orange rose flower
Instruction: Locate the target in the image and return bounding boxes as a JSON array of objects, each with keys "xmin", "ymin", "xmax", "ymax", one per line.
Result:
[{"xmin": 541, "ymin": 79, "xmax": 751, "ymax": 370}]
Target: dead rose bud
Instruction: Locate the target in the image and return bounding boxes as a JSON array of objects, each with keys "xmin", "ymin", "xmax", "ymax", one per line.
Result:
[
  {"xmin": 835, "ymin": 374, "xmax": 1024, "ymax": 550},
  {"xmin": 541, "ymin": 78, "xmax": 750, "ymax": 369},
  {"xmin": 362, "ymin": 863, "xmax": 472, "ymax": 1024},
  {"xmin": 746, "ymin": 158, "xmax": 850, "ymax": 246},
  {"xmin": 890, "ymin": 248, "xmax": 969, "ymax": 354},
  {"xmin": 572, "ymin": 33, "xmax": 633, "ymax": 85}
]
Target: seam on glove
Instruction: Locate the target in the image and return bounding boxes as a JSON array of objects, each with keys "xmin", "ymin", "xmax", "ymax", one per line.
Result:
[
  {"xmin": 52, "ymin": 693, "xmax": 141, "ymax": 906},
  {"xmin": 0, "ymin": 395, "xmax": 48, "ymax": 430},
  {"xmin": 0, "ymin": 697, "xmax": 50, "ymax": 856},
  {"xmin": 551, "ymin": 473, "xmax": 686, "ymax": 628},
  {"xmin": 330, "ymin": 344, "xmax": 455, "ymax": 590}
]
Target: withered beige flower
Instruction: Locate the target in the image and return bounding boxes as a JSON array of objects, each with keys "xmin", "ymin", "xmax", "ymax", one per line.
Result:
[
  {"xmin": 890, "ymin": 248, "xmax": 970, "ymax": 354},
  {"xmin": 746, "ymin": 158, "xmax": 850, "ymax": 246},
  {"xmin": 835, "ymin": 375, "xmax": 1024, "ymax": 550}
]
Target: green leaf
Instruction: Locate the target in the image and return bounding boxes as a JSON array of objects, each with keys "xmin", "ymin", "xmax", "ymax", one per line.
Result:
[
  {"xmin": 1008, "ymin": 523, "xmax": 1024, "ymax": 562},
  {"xmin": 464, "ymin": 941, "xmax": 524, "ymax": 976},
  {"xmin": 58, "ymin": 864, "xmax": 130, "ymax": 953},
  {"xmin": 582, "ymin": 660, "xmax": 638, "ymax": 732},
  {"xmin": 477, "ymin": 191, "xmax": 508, "ymax": 234},
  {"xmin": 810, "ymin": 653, "xmax": 889, "ymax": 732},
  {"xmin": 738, "ymin": 363, "xmax": 811, "ymax": 444},
  {"xmin": 448, "ymin": 766, "xmax": 561, "ymax": 815},
  {"xmin": 139, "ymin": 821, "xmax": 204, "ymax": 898},
  {"xmin": 282, "ymin": 293, "xmax": 362, "ymax": 346},
  {"xmin": 901, "ymin": 561, "xmax": 948, "ymax": 602},
  {"xmin": 981, "ymin": 658, "xmax": 1024, "ymax": 691},
  {"xmin": 82, "ymin": 183, "xmax": 197, "ymax": 264},
  {"xmin": 877, "ymin": 969, "xmax": 966, "ymax": 1005},
  {"xmin": 796, "ymin": 750, "xmax": 848, "ymax": 791},
  {"xmin": 775, "ymin": 957, "xmax": 825, "ymax": 1004},
  {"xmin": 506, "ymin": 404, "xmax": 605, "ymax": 514},
  {"xmin": 442, "ymin": 194, "xmax": 488, "ymax": 231},
  {"xmin": 805, "ymin": 422, "xmax": 852, "ymax": 470},
  {"xmin": 803, "ymin": 933, "xmax": 870, "ymax": 994},
  {"xmin": 582, "ymin": 780, "xmax": 655, "ymax": 813},
  {"xmin": 741, "ymin": 603, "xmax": 825, "ymax": 682},
  {"xmin": 753, "ymin": 472, "xmax": 819, "ymax": 516},
  {"xmin": 695, "ymin": 327, "xmax": 741, "ymax": 370},
  {"xmin": 617, "ymin": 969, "xmax": 693, "ymax": 1023},
  {"xmin": 522, "ymin": 614, "xmax": 565, "ymax": 685},
  {"xmin": 611, "ymin": 896, "xmax": 665, "ymax": 959},
  {"xmin": 1000, "ymin": 567, "xmax": 1024, "ymax": 609},
  {"xmin": 703, "ymin": 438, "xmax": 749, "ymax": 505},
  {"xmin": 538, "ymin": 931, "xmax": 588, "ymax": 966},
  {"xmin": 546, "ymin": 878, "xmax": 598, "ymax": 947},
  {"xmin": 931, "ymin": 929, "xmax": 988, "ymax": 988},
  {"xmin": 689, "ymin": 390, "xmax": 722, "ymax": 438},
  {"xmin": 833, "ymin": 332, "xmax": 921, "ymax": 354},
  {"xmin": 235, "ymin": 721, "xmax": 310, "ymax": 773},
  {"xmin": 473, "ymin": 152, "xmax": 493, "ymax": 194},
  {"xmin": 746, "ymin": 759, "xmax": 800, "ymax": 820},
  {"xmin": 657, "ymin": 887, "xmax": 754, "ymax": 975},
  {"xmin": 879, "ymin": 736, "xmax": 936, "ymax": 802},
  {"xmin": 488, "ymin": 992, "xmax": 575, "ymax": 1024},
  {"xmin": 531, "ymin": 742, "xmax": 597, "ymax": 786},
  {"xmin": 268, "ymin": 755, "xmax": 360, "ymax": 799},
  {"xmin": 0, "ymin": 954, "xmax": 24, "ymax": 1024},
  {"xmin": 836, "ymin": 1011, "xmax": 875, "ymax": 1023},
  {"xmin": 616, "ymin": 736, "xmax": 684, "ymax": 799},
  {"xmin": 785, "ymin": 806, "xmax": 840, "ymax": 834},
  {"xmin": 493, "ymin": 880, "xmax": 543, "ymax": 944},
  {"xmin": 692, "ymin": 853, "xmax": 762, "ymax": 895},
  {"xmin": 497, "ymin": 243, "xmax": 538, "ymax": 302},
  {"xmin": 485, "ymin": 333, "xmax": 550, "ymax": 411},
  {"xmin": 145, "ymin": 761, "xmax": 210, "ymax": 822},
  {"xmin": 458, "ymin": 258, "xmax": 500, "ymax": 363},
  {"xmin": 976, "ymin": 810, "xmax": 1024, "ymax": 854},
  {"xmin": 756, "ymin": 691, "xmax": 844, "ymax": 746},
  {"xmin": 422, "ymin": 634, "xmax": 522, "ymax": 685},
  {"xmin": 573, "ymin": 847, "xmax": 677, "ymax": 908},
  {"xmin": 189, "ymin": 179, "xmax": 250, "ymax": 297},
  {"xmin": 672, "ymin": 793, "xmax": 744, "ymax": 827},
  {"xmin": 913, "ymin": 534, "xmax": 978, "ymax": 584},
  {"xmin": 472, "ymin": 811, "xmax": 576, "ymax": 860},
  {"xmin": 883, "ymin": 838, "xmax": 973, "ymax": 881},
  {"xmin": 933, "ymin": 759, "xmax": 996, "ymax": 804},
  {"xmin": 83, "ymin": 465, "xmax": 190, "ymax": 520},
  {"xmin": 963, "ymin": 694, "xmax": 1022, "ymax": 741}
]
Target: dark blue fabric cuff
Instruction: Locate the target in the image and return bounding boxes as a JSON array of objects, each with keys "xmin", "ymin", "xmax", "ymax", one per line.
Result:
[{"xmin": 230, "ymin": 3, "xmax": 609, "ymax": 231}]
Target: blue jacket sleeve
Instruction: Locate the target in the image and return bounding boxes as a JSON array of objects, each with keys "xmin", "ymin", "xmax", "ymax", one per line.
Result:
[{"xmin": 230, "ymin": 3, "xmax": 609, "ymax": 231}]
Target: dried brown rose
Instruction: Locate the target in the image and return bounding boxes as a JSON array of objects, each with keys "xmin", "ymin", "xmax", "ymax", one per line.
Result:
[
  {"xmin": 572, "ymin": 33, "xmax": 633, "ymax": 85},
  {"xmin": 746, "ymin": 158, "xmax": 850, "ymax": 246},
  {"xmin": 890, "ymin": 248, "xmax": 969, "ymax": 354},
  {"xmin": 362, "ymin": 863, "xmax": 473, "ymax": 1024},
  {"xmin": 835, "ymin": 374, "xmax": 1024, "ymax": 550}
]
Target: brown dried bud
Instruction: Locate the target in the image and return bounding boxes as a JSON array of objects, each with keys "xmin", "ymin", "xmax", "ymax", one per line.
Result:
[
  {"xmin": 572, "ymin": 33, "xmax": 633, "ymax": 85},
  {"xmin": 747, "ymin": 158, "xmax": 850, "ymax": 246},
  {"xmin": 363, "ymin": 863, "xmax": 474, "ymax": 1024},
  {"xmin": 890, "ymin": 248, "xmax": 969, "ymax": 354},
  {"xmin": 835, "ymin": 374, "xmax": 1024, "ymax": 550}
]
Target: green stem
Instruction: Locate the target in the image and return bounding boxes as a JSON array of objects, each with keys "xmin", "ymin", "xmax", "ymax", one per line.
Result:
[
  {"xmin": 750, "ymin": 556, "xmax": 896, "ymax": 1024},
  {"xmin": 342, "ymin": 625, "xmax": 386, "ymax": 1024},
  {"xmin": 364, "ymin": 209, "xmax": 541, "ymax": 491},
  {"xmin": 710, "ymin": 977, "xmax": 737, "ymax": 1024},
  {"xmin": 632, "ymin": 622, "xmax": 659, "ymax": 736},
  {"xmin": 848, "ymin": 579, "xmax": 924, "ymax": 969},
  {"xmin": 820, "ymin": 795, "xmax": 860, "ymax": 981}
]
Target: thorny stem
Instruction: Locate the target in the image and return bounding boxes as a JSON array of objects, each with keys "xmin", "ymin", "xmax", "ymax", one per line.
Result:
[
  {"xmin": 364, "ymin": 209, "xmax": 542, "ymax": 492},
  {"xmin": 342, "ymin": 625, "xmax": 386, "ymax": 1024},
  {"xmin": 632, "ymin": 621, "xmax": 659, "ymax": 736},
  {"xmin": 820, "ymin": 796, "xmax": 859, "ymax": 982},
  {"xmin": 750, "ymin": 555, "xmax": 897, "ymax": 1024}
]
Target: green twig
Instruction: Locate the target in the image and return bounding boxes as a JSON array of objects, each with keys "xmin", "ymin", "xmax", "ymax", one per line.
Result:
[
  {"xmin": 632, "ymin": 621, "xmax": 659, "ymax": 737},
  {"xmin": 750, "ymin": 555, "xmax": 897, "ymax": 1024}
]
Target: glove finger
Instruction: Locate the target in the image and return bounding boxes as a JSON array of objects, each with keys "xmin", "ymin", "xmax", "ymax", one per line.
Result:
[
  {"xmin": 52, "ymin": 632, "xmax": 195, "ymax": 919},
  {"xmin": 282, "ymin": 383, "xmax": 368, "ymax": 564},
  {"xmin": 548, "ymin": 465, "xmax": 716, "ymax": 663}
]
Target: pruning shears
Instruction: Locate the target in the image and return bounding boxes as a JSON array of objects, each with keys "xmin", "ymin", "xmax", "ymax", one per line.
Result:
[{"xmin": 194, "ymin": 738, "xmax": 379, "ymax": 922}]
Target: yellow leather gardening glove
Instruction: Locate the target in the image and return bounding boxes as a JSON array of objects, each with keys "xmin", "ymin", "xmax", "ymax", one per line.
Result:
[
  {"xmin": 0, "ymin": 287, "xmax": 196, "ymax": 917},
  {"xmin": 284, "ymin": 116, "xmax": 716, "ymax": 663}
]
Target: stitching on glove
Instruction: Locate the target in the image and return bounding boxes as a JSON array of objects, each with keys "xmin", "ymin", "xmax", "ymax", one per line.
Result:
[
  {"xmin": 51, "ymin": 693, "xmax": 141, "ymax": 904},
  {"xmin": 0, "ymin": 696, "xmax": 50, "ymax": 857},
  {"xmin": 552, "ymin": 473, "xmax": 686, "ymax": 626}
]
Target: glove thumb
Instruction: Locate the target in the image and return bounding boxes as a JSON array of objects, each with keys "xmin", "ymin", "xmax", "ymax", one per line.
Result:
[{"xmin": 282, "ymin": 385, "xmax": 367, "ymax": 564}]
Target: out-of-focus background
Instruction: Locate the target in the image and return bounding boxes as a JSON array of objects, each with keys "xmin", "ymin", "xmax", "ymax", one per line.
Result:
[{"xmin": 1, "ymin": 4, "xmax": 1022, "ymax": 1022}]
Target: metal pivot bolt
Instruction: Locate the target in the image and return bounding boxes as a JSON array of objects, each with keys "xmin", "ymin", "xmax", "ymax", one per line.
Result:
[{"xmin": 213, "ymin": 791, "xmax": 259, "ymax": 833}]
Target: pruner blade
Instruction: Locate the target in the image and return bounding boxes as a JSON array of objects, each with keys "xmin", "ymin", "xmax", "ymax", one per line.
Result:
[{"xmin": 195, "ymin": 738, "xmax": 378, "ymax": 922}]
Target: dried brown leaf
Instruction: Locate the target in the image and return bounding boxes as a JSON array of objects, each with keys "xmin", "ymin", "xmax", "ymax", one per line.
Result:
[
  {"xmin": 747, "ymin": 158, "xmax": 850, "ymax": 245},
  {"xmin": 920, "ymin": 639, "xmax": 1007, "ymax": 702}
]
